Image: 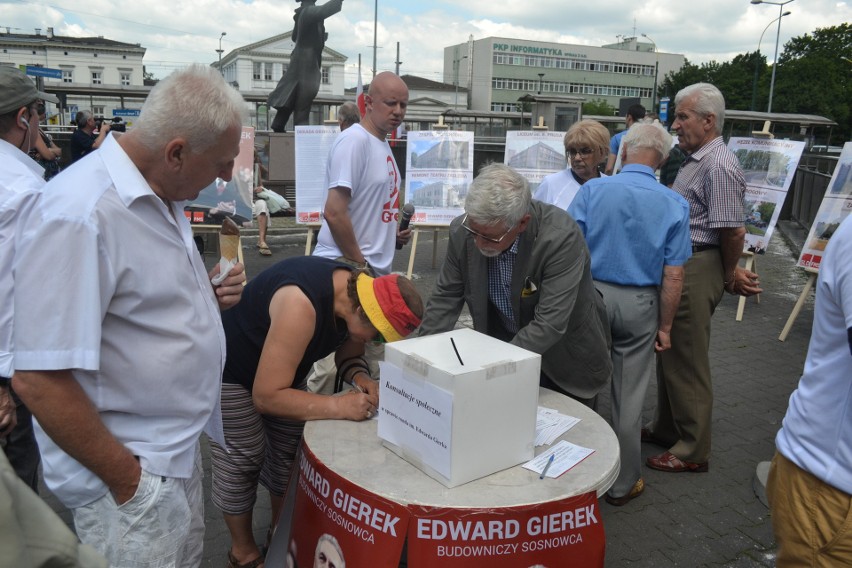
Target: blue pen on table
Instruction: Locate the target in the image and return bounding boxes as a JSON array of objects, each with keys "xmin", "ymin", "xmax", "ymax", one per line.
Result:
[{"xmin": 539, "ymin": 454, "xmax": 555, "ymax": 480}]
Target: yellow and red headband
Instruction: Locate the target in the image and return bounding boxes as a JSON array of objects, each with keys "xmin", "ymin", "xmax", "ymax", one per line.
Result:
[{"xmin": 356, "ymin": 273, "xmax": 421, "ymax": 342}]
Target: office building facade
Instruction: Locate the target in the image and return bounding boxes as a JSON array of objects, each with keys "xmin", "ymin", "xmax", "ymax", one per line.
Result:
[{"xmin": 444, "ymin": 36, "xmax": 684, "ymax": 114}]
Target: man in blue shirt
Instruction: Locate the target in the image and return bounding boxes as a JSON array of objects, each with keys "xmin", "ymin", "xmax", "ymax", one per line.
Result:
[{"xmin": 569, "ymin": 123, "xmax": 691, "ymax": 506}]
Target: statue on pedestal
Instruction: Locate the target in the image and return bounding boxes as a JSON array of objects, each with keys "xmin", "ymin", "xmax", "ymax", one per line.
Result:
[{"xmin": 268, "ymin": 0, "xmax": 344, "ymax": 132}]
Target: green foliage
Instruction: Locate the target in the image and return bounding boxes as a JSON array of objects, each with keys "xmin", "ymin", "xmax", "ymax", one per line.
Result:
[
  {"xmin": 658, "ymin": 52, "xmax": 766, "ymax": 112},
  {"xmin": 773, "ymin": 24, "xmax": 851, "ymax": 143},
  {"xmin": 582, "ymin": 98, "xmax": 617, "ymax": 116},
  {"xmin": 658, "ymin": 24, "xmax": 849, "ymax": 142}
]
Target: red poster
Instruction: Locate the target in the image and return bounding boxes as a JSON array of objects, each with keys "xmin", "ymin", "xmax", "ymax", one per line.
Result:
[
  {"xmin": 407, "ymin": 492, "xmax": 605, "ymax": 568},
  {"xmin": 289, "ymin": 444, "xmax": 410, "ymax": 568}
]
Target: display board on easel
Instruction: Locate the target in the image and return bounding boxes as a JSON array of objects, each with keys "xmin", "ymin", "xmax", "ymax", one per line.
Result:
[
  {"xmin": 294, "ymin": 125, "xmax": 339, "ymax": 225},
  {"xmin": 780, "ymin": 141, "xmax": 852, "ymax": 340},
  {"xmin": 503, "ymin": 130, "xmax": 566, "ymax": 194},
  {"xmin": 401, "ymin": 130, "xmax": 473, "ymax": 276},
  {"xmin": 726, "ymin": 135, "xmax": 806, "ymax": 321}
]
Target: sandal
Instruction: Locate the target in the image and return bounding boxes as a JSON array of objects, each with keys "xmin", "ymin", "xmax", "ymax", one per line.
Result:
[
  {"xmin": 226, "ymin": 550, "xmax": 264, "ymax": 568},
  {"xmin": 258, "ymin": 244, "xmax": 272, "ymax": 256}
]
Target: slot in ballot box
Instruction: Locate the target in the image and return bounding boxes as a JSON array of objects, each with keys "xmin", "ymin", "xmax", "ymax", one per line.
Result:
[{"xmin": 378, "ymin": 328, "xmax": 540, "ymax": 488}]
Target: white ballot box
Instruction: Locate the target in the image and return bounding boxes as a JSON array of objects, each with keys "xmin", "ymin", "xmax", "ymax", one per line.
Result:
[{"xmin": 378, "ymin": 328, "xmax": 540, "ymax": 488}]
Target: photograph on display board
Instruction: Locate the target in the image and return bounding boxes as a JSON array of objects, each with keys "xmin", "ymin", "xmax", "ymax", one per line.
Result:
[
  {"xmin": 404, "ymin": 130, "xmax": 474, "ymax": 226},
  {"xmin": 295, "ymin": 125, "xmax": 340, "ymax": 224},
  {"xmin": 727, "ymin": 137, "xmax": 806, "ymax": 254},
  {"xmin": 796, "ymin": 142, "xmax": 852, "ymax": 270},
  {"xmin": 185, "ymin": 126, "xmax": 255, "ymax": 226},
  {"xmin": 504, "ymin": 131, "xmax": 567, "ymax": 193}
]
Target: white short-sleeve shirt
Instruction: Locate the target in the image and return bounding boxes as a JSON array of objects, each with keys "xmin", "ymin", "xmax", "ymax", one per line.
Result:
[
  {"xmin": 776, "ymin": 215, "xmax": 852, "ymax": 494},
  {"xmin": 13, "ymin": 134, "xmax": 227, "ymax": 508},
  {"xmin": 0, "ymin": 138, "xmax": 44, "ymax": 378}
]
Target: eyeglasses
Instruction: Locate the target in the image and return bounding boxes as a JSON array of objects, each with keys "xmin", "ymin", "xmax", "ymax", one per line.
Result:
[
  {"xmin": 566, "ymin": 147, "xmax": 595, "ymax": 157},
  {"xmin": 461, "ymin": 214, "xmax": 515, "ymax": 244}
]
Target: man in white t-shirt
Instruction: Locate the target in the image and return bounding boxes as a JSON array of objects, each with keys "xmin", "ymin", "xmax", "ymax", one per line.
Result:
[
  {"xmin": 312, "ymin": 71, "xmax": 412, "ymax": 276},
  {"xmin": 767, "ymin": 214, "xmax": 852, "ymax": 565},
  {"xmin": 310, "ymin": 72, "xmax": 411, "ymax": 393}
]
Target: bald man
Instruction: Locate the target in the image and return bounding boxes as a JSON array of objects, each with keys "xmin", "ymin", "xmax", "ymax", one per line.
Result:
[
  {"xmin": 309, "ymin": 72, "xmax": 411, "ymax": 394},
  {"xmin": 313, "ymin": 71, "xmax": 411, "ymax": 275}
]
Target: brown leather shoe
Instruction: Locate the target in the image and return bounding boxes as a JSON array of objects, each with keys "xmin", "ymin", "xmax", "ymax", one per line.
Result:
[
  {"xmin": 605, "ymin": 478, "xmax": 645, "ymax": 506},
  {"xmin": 646, "ymin": 451, "xmax": 709, "ymax": 473}
]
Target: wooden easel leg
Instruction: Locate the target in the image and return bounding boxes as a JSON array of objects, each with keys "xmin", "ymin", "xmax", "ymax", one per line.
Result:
[
  {"xmin": 754, "ymin": 255, "xmax": 760, "ymax": 304},
  {"xmin": 432, "ymin": 228, "xmax": 439, "ymax": 269},
  {"xmin": 735, "ymin": 254, "xmax": 755, "ymax": 322},
  {"xmin": 406, "ymin": 228, "xmax": 420, "ymax": 279},
  {"xmin": 304, "ymin": 228, "xmax": 314, "ymax": 256},
  {"xmin": 779, "ymin": 273, "xmax": 817, "ymax": 342}
]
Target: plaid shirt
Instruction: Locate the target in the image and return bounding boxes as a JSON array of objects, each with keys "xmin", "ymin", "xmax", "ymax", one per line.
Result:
[
  {"xmin": 673, "ymin": 136, "xmax": 746, "ymax": 246},
  {"xmin": 487, "ymin": 236, "xmax": 521, "ymax": 334}
]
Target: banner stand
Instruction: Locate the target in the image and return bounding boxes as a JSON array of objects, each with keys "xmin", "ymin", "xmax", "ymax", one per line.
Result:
[
  {"xmin": 778, "ymin": 267, "xmax": 818, "ymax": 341},
  {"xmin": 735, "ymin": 251, "xmax": 760, "ymax": 321}
]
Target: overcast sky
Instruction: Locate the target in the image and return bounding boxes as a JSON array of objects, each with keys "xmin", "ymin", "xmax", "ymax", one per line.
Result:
[{"xmin": 3, "ymin": 0, "xmax": 848, "ymax": 85}]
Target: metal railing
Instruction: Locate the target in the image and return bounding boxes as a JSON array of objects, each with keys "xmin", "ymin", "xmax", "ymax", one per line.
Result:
[{"xmin": 783, "ymin": 154, "xmax": 838, "ymax": 231}]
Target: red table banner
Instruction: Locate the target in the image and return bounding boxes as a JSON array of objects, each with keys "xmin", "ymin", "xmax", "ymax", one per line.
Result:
[
  {"xmin": 289, "ymin": 444, "xmax": 410, "ymax": 568},
  {"xmin": 406, "ymin": 492, "xmax": 605, "ymax": 567}
]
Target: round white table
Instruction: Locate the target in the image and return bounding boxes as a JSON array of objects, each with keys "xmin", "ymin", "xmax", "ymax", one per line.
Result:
[{"xmin": 303, "ymin": 387, "xmax": 620, "ymax": 508}]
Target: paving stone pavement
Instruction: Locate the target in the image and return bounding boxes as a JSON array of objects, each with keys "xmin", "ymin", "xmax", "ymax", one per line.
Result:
[{"xmin": 38, "ymin": 221, "xmax": 815, "ymax": 567}]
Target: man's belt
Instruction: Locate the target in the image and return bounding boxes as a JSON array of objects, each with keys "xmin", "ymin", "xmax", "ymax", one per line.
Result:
[{"xmin": 692, "ymin": 243, "xmax": 720, "ymax": 253}]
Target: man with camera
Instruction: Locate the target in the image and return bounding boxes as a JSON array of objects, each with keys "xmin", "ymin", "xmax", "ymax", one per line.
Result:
[{"xmin": 70, "ymin": 110, "xmax": 109, "ymax": 163}]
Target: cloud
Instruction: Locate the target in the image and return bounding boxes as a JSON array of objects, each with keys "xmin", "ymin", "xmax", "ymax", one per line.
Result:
[{"xmin": 2, "ymin": 0, "xmax": 848, "ymax": 83}]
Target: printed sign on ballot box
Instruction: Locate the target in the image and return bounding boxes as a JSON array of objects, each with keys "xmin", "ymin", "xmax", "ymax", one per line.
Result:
[
  {"xmin": 407, "ymin": 492, "xmax": 605, "ymax": 568},
  {"xmin": 290, "ymin": 444, "xmax": 410, "ymax": 568}
]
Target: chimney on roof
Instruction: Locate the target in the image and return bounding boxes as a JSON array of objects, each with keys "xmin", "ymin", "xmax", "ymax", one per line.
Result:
[
  {"xmin": 35, "ymin": 28, "xmax": 41, "ymax": 36},
  {"xmin": 47, "ymin": 27, "xmax": 54, "ymax": 39}
]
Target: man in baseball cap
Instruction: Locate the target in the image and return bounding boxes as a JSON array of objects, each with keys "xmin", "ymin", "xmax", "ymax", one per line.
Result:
[
  {"xmin": 0, "ymin": 66, "xmax": 59, "ymax": 114},
  {"xmin": 0, "ymin": 65, "xmax": 56, "ymax": 496}
]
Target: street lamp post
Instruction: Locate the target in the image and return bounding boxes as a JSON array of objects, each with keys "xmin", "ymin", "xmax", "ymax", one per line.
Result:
[
  {"xmin": 751, "ymin": 11, "xmax": 791, "ymax": 110},
  {"xmin": 641, "ymin": 33, "xmax": 658, "ymax": 114},
  {"xmin": 216, "ymin": 32, "xmax": 226, "ymax": 76},
  {"xmin": 751, "ymin": 0, "xmax": 794, "ymax": 113}
]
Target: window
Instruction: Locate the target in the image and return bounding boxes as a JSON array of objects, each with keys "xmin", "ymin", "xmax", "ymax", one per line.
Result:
[
  {"xmin": 264, "ymin": 63, "xmax": 273, "ymax": 81},
  {"xmin": 62, "ymin": 69, "xmax": 73, "ymax": 83},
  {"xmin": 120, "ymin": 72, "xmax": 131, "ymax": 86},
  {"xmin": 321, "ymin": 66, "xmax": 330, "ymax": 84},
  {"xmin": 93, "ymin": 105, "xmax": 104, "ymax": 116},
  {"xmin": 92, "ymin": 71, "xmax": 102, "ymax": 85},
  {"xmin": 253, "ymin": 62, "xmax": 262, "ymax": 80}
]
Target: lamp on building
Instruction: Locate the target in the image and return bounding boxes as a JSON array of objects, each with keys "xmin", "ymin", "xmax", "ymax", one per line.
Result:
[
  {"xmin": 641, "ymin": 34, "xmax": 659, "ymax": 114},
  {"xmin": 216, "ymin": 32, "xmax": 227, "ymax": 76},
  {"xmin": 750, "ymin": 0, "xmax": 795, "ymax": 113},
  {"xmin": 454, "ymin": 55, "xmax": 468, "ymax": 111},
  {"xmin": 752, "ymin": 11, "xmax": 791, "ymax": 110}
]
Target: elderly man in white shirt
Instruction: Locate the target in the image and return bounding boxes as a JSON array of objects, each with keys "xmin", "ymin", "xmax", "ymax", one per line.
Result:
[
  {"xmin": 12, "ymin": 65, "xmax": 247, "ymax": 568},
  {"xmin": 0, "ymin": 66, "xmax": 59, "ymax": 492}
]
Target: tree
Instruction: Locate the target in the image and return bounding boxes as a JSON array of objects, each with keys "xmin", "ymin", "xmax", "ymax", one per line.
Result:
[
  {"xmin": 773, "ymin": 24, "xmax": 851, "ymax": 143},
  {"xmin": 658, "ymin": 53, "xmax": 765, "ymax": 113},
  {"xmin": 582, "ymin": 98, "xmax": 617, "ymax": 116}
]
